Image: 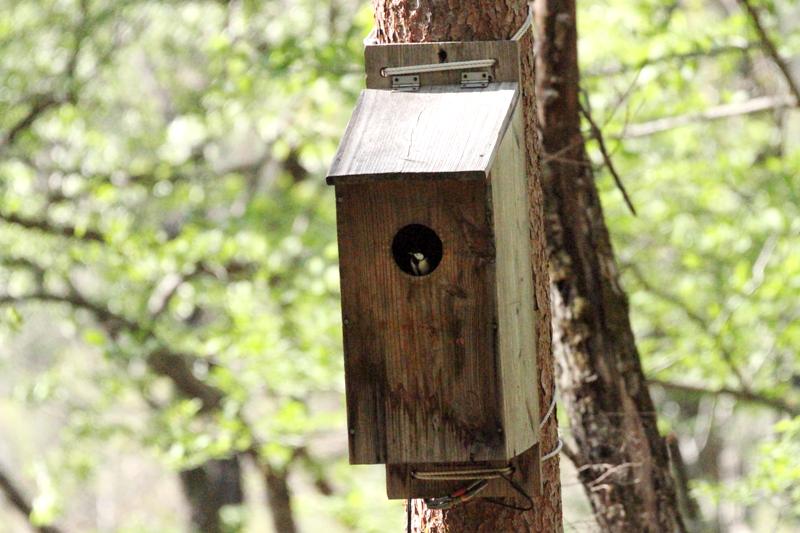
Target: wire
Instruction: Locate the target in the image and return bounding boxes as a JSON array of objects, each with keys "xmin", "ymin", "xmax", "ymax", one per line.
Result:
[
  {"xmin": 424, "ymin": 480, "xmax": 489, "ymax": 510},
  {"xmin": 412, "ymin": 466, "xmax": 513, "ymax": 481},
  {"xmin": 366, "ymin": 6, "xmax": 532, "ymax": 46},
  {"xmin": 382, "ymin": 59, "xmax": 496, "ymax": 78},
  {"xmin": 540, "ymin": 392, "xmax": 558, "ymax": 430},
  {"xmin": 510, "ymin": 7, "xmax": 534, "ymax": 41},
  {"xmin": 413, "ymin": 387, "xmax": 560, "ymax": 514},
  {"xmin": 542, "ymin": 438, "xmax": 563, "ymax": 462},
  {"xmin": 483, "ymin": 472, "xmax": 535, "ymax": 512}
]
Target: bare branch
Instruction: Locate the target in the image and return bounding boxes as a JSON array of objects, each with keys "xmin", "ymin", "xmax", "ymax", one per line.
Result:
[
  {"xmin": 620, "ymin": 95, "xmax": 796, "ymax": 138},
  {"xmin": 579, "ymin": 103, "xmax": 637, "ymax": 215},
  {"xmin": 665, "ymin": 434, "xmax": 701, "ymax": 524},
  {"xmin": 0, "ymin": 211, "xmax": 105, "ymax": 243},
  {"xmin": 0, "ymin": 1, "xmax": 88, "ymax": 151},
  {"xmin": 626, "ymin": 264, "xmax": 752, "ymax": 391},
  {"xmin": 146, "ymin": 349, "xmax": 223, "ymax": 412},
  {"xmin": 586, "ymin": 42, "xmax": 762, "ymax": 78},
  {"xmin": 737, "ymin": 0, "xmax": 800, "ymax": 106},
  {"xmin": 0, "ymin": 467, "xmax": 65, "ymax": 533},
  {"xmin": 147, "ymin": 272, "xmax": 190, "ymax": 318},
  {"xmin": 0, "ymin": 95, "xmax": 62, "ymax": 150},
  {"xmin": 649, "ymin": 379, "xmax": 799, "ymax": 416}
]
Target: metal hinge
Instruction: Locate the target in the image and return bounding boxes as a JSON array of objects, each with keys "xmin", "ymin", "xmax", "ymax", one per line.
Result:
[
  {"xmin": 461, "ymin": 71, "xmax": 491, "ymax": 89},
  {"xmin": 391, "ymin": 74, "xmax": 420, "ymax": 91}
]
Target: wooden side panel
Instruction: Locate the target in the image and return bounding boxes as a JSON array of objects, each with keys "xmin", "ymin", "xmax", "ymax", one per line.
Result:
[
  {"xmin": 327, "ymin": 85, "xmax": 519, "ymax": 181},
  {"xmin": 490, "ymin": 102, "xmax": 540, "ymax": 458},
  {"xmin": 364, "ymin": 40, "xmax": 521, "ymax": 89},
  {"xmin": 385, "ymin": 443, "xmax": 540, "ymax": 500},
  {"xmin": 335, "ymin": 179, "xmax": 504, "ymax": 464}
]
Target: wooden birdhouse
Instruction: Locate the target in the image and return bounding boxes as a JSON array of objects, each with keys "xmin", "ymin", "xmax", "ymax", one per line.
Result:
[{"xmin": 327, "ymin": 32, "xmax": 541, "ymax": 501}]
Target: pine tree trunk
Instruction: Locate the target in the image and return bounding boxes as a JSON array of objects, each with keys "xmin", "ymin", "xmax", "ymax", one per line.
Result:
[
  {"xmin": 372, "ymin": 2, "xmax": 563, "ymax": 531},
  {"xmin": 533, "ymin": 0, "xmax": 686, "ymax": 531}
]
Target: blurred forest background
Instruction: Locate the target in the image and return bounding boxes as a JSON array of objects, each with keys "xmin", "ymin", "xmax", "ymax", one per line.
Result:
[{"xmin": 0, "ymin": 0, "xmax": 798, "ymax": 531}]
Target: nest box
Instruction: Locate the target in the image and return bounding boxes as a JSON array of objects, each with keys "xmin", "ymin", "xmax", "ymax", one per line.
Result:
[{"xmin": 327, "ymin": 35, "xmax": 541, "ymax": 500}]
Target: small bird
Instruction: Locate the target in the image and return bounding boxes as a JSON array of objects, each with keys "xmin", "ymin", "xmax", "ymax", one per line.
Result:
[{"xmin": 409, "ymin": 251, "xmax": 430, "ymax": 276}]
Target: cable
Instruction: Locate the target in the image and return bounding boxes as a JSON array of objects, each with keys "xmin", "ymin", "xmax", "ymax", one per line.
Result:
[
  {"xmin": 542, "ymin": 438, "xmax": 563, "ymax": 462},
  {"xmin": 382, "ymin": 59, "xmax": 496, "ymax": 78},
  {"xmin": 412, "ymin": 466, "xmax": 513, "ymax": 481},
  {"xmin": 540, "ymin": 392, "xmax": 557, "ymax": 430},
  {"xmin": 413, "ymin": 387, "xmax": 560, "ymax": 514}
]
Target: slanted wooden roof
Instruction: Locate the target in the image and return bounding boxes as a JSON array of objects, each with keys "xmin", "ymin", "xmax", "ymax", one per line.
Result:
[{"xmin": 326, "ymin": 82, "xmax": 519, "ymax": 184}]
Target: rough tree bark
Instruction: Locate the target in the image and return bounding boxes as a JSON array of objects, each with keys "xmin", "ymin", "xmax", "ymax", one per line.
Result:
[
  {"xmin": 534, "ymin": 0, "xmax": 686, "ymax": 531},
  {"xmin": 373, "ymin": 2, "xmax": 563, "ymax": 531}
]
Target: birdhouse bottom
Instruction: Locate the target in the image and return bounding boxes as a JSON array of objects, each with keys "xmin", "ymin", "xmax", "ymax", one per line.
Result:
[{"xmin": 385, "ymin": 443, "xmax": 541, "ymax": 500}]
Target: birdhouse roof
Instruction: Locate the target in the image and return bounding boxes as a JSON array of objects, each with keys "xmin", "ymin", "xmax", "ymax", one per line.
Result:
[{"xmin": 326, "ymin": 82, "xmax": 519, "ymax": 184}]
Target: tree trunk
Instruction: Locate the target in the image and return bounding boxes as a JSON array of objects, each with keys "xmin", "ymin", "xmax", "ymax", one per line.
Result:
[
  {"xmin": 179, "ymin": 456, "xmax": 244, "ymax": 533},
  {"xmin": 534, "ymin": 0, "xmax": 686, "ymax": 531},
  {"xmin": 263, "ymin": 467, "xmax": 297, "ymax": 533},
  {"xmin": 372, "ymin": 2, "xmax": 563, "ymax": 531}
]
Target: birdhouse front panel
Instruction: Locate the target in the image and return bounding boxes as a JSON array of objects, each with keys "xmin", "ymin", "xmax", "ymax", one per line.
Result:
[{"xmin": 334, "ymin": 177, "xmax": 502, "ymax": 465}]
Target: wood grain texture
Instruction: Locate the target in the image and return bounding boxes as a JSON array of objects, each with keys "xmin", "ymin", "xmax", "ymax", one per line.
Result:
[
  {"xmin": 364, "ymin": 40, "xmax": 521, "ymax": 90},
  {"xmin": 385, "ymin": 443, "xmax": 540, "ymax": 500},
  {"xmin": 490, "ymin": 102, "xmax": 540, "ymax": 460},
  {"xmin": 327, "ymin": 84, "xmax": 519, "ymax": 183},
  {"xmin": 336, "ymin": 179, "xmax": 502, "ymax": 464}
]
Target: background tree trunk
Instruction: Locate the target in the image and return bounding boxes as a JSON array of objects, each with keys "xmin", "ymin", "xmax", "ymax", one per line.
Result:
[
  {"xmin": 533, "ymin": 0, "xmax": 686, "ymax": 531},
  {"xmin": 263, "ymin": 467, "xmax": 297, "ymax": 533},
  {"xmin": 179, "ymin": 456, "xmax": 243, "ymax": 533},
  {"xmin": 372, "ymin": 2, "xmax": 563, "ymax": 531}
]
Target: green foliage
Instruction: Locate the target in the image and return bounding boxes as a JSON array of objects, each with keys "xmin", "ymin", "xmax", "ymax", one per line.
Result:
[
  {"xmin": 581, "ymin": 0, "xmax": 800, "ymax": 528},
  {"xmin": 0, "ymin": 0, "xmax": 798, "ymax": 531},
  {"xmin": 0, "ymin": 0, "xmax": 394, "ymax": 530}
]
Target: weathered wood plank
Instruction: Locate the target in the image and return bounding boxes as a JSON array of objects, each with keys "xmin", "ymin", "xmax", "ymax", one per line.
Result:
[
  {"xmin": 335, "ymin": 178, "xmax": 504, "ymax": 464},
  {"xmin": 364, "ymin": 40, "xmax": 521, "ymax": 89},
  {"xmin": 327, "ymin": 84, "xmax": 519, "ymax": 182},
  {"xmin": 490, "ymin": 101, "xmax": 540, "ymax": 459}
]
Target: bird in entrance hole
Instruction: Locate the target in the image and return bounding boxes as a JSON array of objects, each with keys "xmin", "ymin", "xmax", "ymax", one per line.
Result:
[{"xmin": 409, "ymin": 252, "xmax": 430, "ymax": 276}]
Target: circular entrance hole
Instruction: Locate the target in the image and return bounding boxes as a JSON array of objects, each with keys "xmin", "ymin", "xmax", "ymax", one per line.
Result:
[{"xmin": 391, "ymin": 224, "xmax": 443, "ymax": 277}]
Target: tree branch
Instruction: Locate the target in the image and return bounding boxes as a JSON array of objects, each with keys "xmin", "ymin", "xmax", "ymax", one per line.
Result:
[
  {"xmin": 0, "ymin": 212, "xmax": 104, "ymax": 243},
  {"xmin": 626, "ymin": 264, "xmax": 752, "ymax": 391},
  {"xmin": 649, "ymin": 378, "xmax": 799, "ymax": 416},
  {"xmin": 586, "ymin": 42, "xmax": 762, "ymax": 78},
  {"xmin": 0, "ymin": 291, "xmax": 136, "ymax": 332},
  {"xmin": 0, "ymin": 95, "xmax": 62, "ymax": 150},
  {"xmin": 737, "ymin": 0, "xmax": 800, "ymax": 106},
  {"xmin": 1, "ymin": 246, "xmax": 304, "ymax": 529},
  {"xmin": 0, "ymin": 289, "xmax": 226, "ymax": 412},
  {"xmin": 0, "ymin": 467, "xmax": 65, "ymax": 533},
  {"xmin": 620, "ymin": 95, "xmax": 796, "ymax": 138},
  {"xmin": 579, "ymin": 103, "xmax": 637, "ymax": 215},
  {"xmin": 0, "ymin": 1, "xmax": 88, "ymax": 152},
  {"xmin": 665, "ymin": 434, "xmax": 701, "ymax": 524},
  {"xmin": 146, "ymin": 349, "xmax": 223, "ymax": 412}
]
